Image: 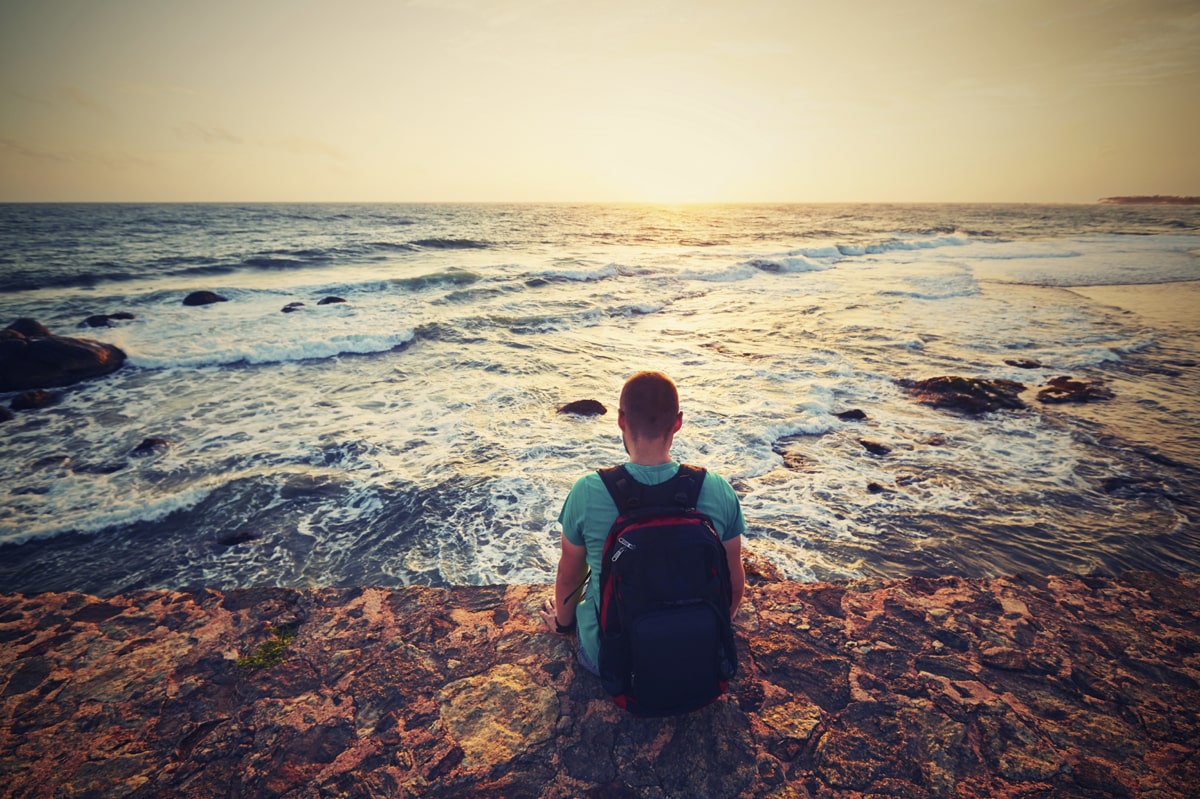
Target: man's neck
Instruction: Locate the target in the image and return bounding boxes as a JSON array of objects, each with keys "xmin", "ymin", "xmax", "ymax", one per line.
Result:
[{"xmin": 624, "ymin": 436, "xmax": 673, "ymax": 467}]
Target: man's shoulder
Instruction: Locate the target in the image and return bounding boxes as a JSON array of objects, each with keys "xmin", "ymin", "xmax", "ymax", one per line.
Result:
[
  {"xmin": 569, "ymin": 470, "xmax": 606, "ymax": 490},
  {"xmin": 697, "ymin": 466, "xmax": 736, "ymax": 491}
]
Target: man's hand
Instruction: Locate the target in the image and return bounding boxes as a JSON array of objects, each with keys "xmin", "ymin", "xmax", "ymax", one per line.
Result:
[{"xmin": 540, "ymin": 597, "xmax": 574, "ymax": 635}]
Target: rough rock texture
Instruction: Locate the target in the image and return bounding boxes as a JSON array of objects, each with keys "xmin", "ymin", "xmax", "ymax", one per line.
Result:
[
  {"xmin": 898, "ymin": 376, "xmax": 1028, "ymax": 414},
  {"xmin": 2, "ymin": 570, "xmax": 1198, "ymax": 798},
  {"xmin": 0, "ymin": 320, "xmax": 127, "ymax": 391},
  {"xmin": 1036, "ymin": 376, "xmax": 1115, "ymax": 404}
]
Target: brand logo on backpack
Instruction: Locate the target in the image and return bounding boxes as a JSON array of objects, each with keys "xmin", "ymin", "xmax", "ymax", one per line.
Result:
[{"xmin": 595, "ymin": 464, "xmax": 738, "ymax": 717}]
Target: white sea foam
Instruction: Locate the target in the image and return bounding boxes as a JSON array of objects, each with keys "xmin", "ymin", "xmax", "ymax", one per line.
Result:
[
  {"xmin": 741, "ymin": 256, "xmax": 827, "ymax": 274},
  {"xmin": 534, "ymin": 263, "xmax": 620, "ymax": 282},
  {"xmin": 3, "ymin": 203, "xmax": 1197, "ymax": 592},
  {"xmin": 953, "ymin": 234, "xmax": 1200, "ymax": 287},
  {"xmin": 92, "ymin": 294, "xmax": 416, "ymax": 369}
]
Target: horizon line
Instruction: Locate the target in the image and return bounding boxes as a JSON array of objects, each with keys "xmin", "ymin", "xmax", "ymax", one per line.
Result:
[{"xmin": 0, "ymin": 197, "xmax": 1166, "ymax": 206}]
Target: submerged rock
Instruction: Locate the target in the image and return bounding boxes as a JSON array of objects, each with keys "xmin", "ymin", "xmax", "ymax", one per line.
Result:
[
  {"xmin": 0, "ymin": 319, "xmax": 127, "ymax": 391},
  {"xmin": 557, "ymin": 399, "xmax": 607, "ymax": 416},
  {"xmin": 10, "ymin": 390, "xmax": 59, "ymax": 411},
  {"xmin": 78, "ymin": 312, "xmax": 135, "ymax": 328},
  {"xmin": 182, "ymin": 290, "xmax": 228, "ymax": 306},
  {"xmin": 835, "ymin": 408, "xmax": 867, "ymax": 421},
  {"xmin": 2, "ymin": 571, "xmax": 1196, "ymax": 798},
  {"xmin": 131, "ymin": 437, "xmax": 171, "ymax": 456},
  {"xmin": 281, "ymin": 302, "xmax": 305, "ymax": 313},
  {"xmin": 899, "ymin": 375, "xmax": 1027, "ymax": 414},
  {"xmin": 859, "ymin": 439, "xmax": 891, "ymax": 456},
  {"xmin": 217, "ymin": 529, "xmax": 261, "ymax": 547},
  {"xmin": 1004, "ymin": 358, "xmax": 1043, "ymax": 369},
  {"xmin": 317, "ymin": 296, "xmax": 347, "ymax": 305},
  {"xmin": 1036, "ymin": 375, "xmax": 1115, "ymax": 404}
]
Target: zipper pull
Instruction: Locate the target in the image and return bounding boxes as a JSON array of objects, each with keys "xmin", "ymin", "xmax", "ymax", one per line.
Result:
[{"xmin": 612, "ymin": 536, "xmax": 637, "ymax": 562}]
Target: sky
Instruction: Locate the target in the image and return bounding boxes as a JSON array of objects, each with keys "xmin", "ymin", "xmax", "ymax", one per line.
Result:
[{"xmin": 1, "ymin": 0, "xmax": 1198, "ymax": 203}]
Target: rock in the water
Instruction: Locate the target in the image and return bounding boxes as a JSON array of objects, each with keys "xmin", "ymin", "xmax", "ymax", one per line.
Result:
[
  {"xmin": 899, "ymin": 375, "xmax": 1027, "ymax": 414},
  {"xmin": 131, "ymin": 437, "xmax": 171, "ymax": 456},
  {"xmin": 10, "ymin": 390, "xmax": 59, "ymax": 410},
  {"xmin": 6, "ymin": 318, "xmax": 51, "ymax": 338},
  {"xmin": 317, "ymin": 296, "xmax": 347, "ymax": 305},
  {"xmin": 0, "ymin": 406, "xmax": 13, "ymax": 422},
  {"xmin": 182, "ymin": 290, "xmax": 228, "ymax": 306},
  {"xmin": 1036, "ymin": 375, "xmax": 1115, "ymax": 404},
  {"xmin": 835, "ymin": 409, "xmax": 867, "ymax": 421},
  {"xmin": 557, "ymin": 399, "xmax": 607, "ymax": 416},
  {"xmin": 859, "ymin": 439, "xmax": 891, "ymax": 456},
  {"xmin": 281, "ymin": 302, "xmax": 305, "ymax": 313},
  {"xmin": 78, "ymin": 312, "xmax": 135, "ymax": 328},
  {"xmin": 1004, "ymin": 358, "xmax": 1043, "ymax": 369},
  {"xmin": 217, "ymin": 529, "xmax": 260, "ymax": 547},
  {"xmin": 1, "ymin": 320, "xmax": 127, "ymax": 391}
]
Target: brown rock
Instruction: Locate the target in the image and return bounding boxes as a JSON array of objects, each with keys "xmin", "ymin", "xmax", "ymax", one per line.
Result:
[
  {"xmin": 0, "ymin": 320, "xmax": 127, "ymax": 391},
  {"xmin": 1036, "ymin": 375, "xmax": 1115, "ymax": 404},
  {"xmin": 10, "ymin": 390, "xmax": 59, "ymax": 410},
  {"xmin": 899, "ymin": 376, "xmax": 1027, "ymax": 414},
  {"xmin": 557, "ymin": 399, "xmax": 607, "ymax": 416},
  {"xmin": 2, "ymin": 572, "xmax": 1198, "ymax": 798},
  {"xmin": 859, "ymin": 439, "xmax": 891, "ymax": 456}
]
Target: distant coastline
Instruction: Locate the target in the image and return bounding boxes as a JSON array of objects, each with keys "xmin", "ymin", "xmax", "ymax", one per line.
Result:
[{"xmin": 1099, "ymin": 195, "xmax": 1200, "ymax": 205}]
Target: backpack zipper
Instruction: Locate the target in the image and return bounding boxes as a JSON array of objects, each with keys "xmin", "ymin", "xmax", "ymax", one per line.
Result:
[{"xmin": 612, "ymin": 536, "xmax": 637, "ymax": 562}]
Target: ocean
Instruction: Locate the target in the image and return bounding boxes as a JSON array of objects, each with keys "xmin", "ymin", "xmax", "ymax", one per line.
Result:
[{"xmin": 1, "ymin": 202, "xmax": 1197, "ymax": 596}]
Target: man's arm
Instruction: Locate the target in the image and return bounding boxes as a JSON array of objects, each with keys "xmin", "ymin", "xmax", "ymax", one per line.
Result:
[
  {"xmin": 540, "ymin": 535, "xmax": 589, "ymax": 634},
  {"xmin": 723, "ymin": 535, "xmax": 745, "ymax": 620}
]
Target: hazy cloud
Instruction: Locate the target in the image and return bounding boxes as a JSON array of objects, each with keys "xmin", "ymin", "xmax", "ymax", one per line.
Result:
[
  {"xmin": 0, "ymin": 137, "xmax": 155, "ymax": 171},
  {"xmin": 61, "ymin": 86, "xmax": 112, "ymax": 117},
  {"xmin": 274, "ymin": 136, "xmax": 346, "ymax": 161},
  {"xmin": 176, "ymin": 123, "xmax": 244, "ymax": 145},
  {"xmin": 1, "ymin": 137, "xmax": 71, "ymax": 162}
]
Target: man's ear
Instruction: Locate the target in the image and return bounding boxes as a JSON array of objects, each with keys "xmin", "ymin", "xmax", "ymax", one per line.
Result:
[
  {"xmin": 617, "ymin": 410, "xmax": 627, "ymax": 432},
  {"xmin": 672, "ymin": 412, "xmax": 683, "ymax": 433}
]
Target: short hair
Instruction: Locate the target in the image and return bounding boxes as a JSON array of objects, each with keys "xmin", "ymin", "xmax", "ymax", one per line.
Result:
[{"xmin": 619, "ymin": 371, "xmax": 679, "ymax": 440}]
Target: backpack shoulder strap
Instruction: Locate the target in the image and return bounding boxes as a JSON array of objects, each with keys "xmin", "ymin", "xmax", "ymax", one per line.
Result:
[
  {"xmin": 597, "ymin": 464, "xmax": 707, "ymax": 513},
  {"xmin": 672, "ymin": 464, "xmax": 707, "ymax": 509},
  {"xmin": 597, "ymin": 465, "xmax": 637, "ymax": 515}
]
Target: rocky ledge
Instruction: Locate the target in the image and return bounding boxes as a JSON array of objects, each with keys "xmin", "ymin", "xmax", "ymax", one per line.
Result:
[{"xmin": 2, "ymin": 568, "xmax": 1198, "ymax": 798}]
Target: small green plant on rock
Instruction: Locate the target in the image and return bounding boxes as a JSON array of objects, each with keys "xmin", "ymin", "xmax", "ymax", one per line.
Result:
[{"xmin": 236, "ymin": 622, "xmax": 299, "ymax": 669}]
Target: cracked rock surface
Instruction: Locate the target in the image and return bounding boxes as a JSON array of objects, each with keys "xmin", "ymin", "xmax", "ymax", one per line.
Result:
[{"xmin": 2, "ymin": 567, "xmax": 1199, "ymax": 797}]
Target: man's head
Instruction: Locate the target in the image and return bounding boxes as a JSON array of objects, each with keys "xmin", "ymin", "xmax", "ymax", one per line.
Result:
[{"xmin": 619, "ymin": 371, "xmax": 682, "ymax": 442}]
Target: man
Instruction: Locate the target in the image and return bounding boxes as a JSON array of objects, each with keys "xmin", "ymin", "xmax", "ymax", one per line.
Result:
[{"xmin": 540, "ymin": 371, "xmax": 746, "ymax": 677}]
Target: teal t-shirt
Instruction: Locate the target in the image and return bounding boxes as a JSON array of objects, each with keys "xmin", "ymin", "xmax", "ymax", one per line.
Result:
[{"xmin": 557, "ymin": 461, "xmax": 746, "ymax": 668}]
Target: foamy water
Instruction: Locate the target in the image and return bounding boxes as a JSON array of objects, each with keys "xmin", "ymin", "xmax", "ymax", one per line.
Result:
[{"xmin": 1, "ymin": 203, "xmax": 1197, "ymax": 595}]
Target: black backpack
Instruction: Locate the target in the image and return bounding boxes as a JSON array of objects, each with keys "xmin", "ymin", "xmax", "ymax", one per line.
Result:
[{"xmin": 595, "ymin": 464, "xmax": 738, "ymax": 716}]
